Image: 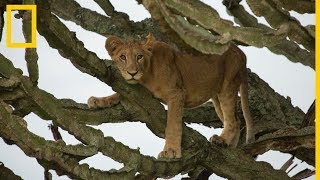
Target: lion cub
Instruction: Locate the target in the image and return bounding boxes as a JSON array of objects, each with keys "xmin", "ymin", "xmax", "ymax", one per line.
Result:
[{"xmin": 88, "ymin": 34, "xmax": 254, "ymax": 159}]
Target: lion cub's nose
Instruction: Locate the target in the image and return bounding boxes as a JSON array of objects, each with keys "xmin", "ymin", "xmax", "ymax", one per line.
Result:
[{"xmin": 127, "ymin": 71, "xmax": 138, "ymax": 77}]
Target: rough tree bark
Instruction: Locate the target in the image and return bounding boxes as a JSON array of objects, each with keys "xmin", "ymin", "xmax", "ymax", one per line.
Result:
[{"xmin": 0, "ymin": 0, "xmax": 315, "ymax": 179}]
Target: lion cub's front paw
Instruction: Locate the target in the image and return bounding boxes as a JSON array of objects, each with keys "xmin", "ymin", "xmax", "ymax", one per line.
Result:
[
  {"xmin": 158, "ymin": 147, "xmax": 181, "ymax": 159},
  {"xmin": 209, "ymin": 135, "xmax": 228, "ymax": 147},
  {"xmin": 87, "ymin": 96, "xmax": 119, "ymax": 109},
  {"xmin": 88, "ymin": 97, "xmax": 99, "ymax": 109}
]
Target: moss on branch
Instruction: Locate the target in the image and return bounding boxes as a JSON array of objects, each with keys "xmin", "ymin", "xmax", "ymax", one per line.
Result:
[
  {"xmin": 223, "ymin": 1, "xmax": 314, "ymax": 69},
  {"xmin": 272, "ymin": 0, "xmax": 315, "ymax": 14},
  {"xmin": 0, "ymin": 102, "xmax": 136, "ymax": 179},
  {"xmin": 246, "ymin": 0, "xmax": 314, "ymax": 52},
  {"xmin": 155, "ymin": 0, "xmax": 289, "ymax": 54}
]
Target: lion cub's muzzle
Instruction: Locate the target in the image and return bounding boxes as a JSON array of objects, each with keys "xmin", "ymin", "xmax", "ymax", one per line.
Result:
[
  {"xmin": 127, "ymin": 71, "xmax": 138, "ymax": 77},
  {"xmin": 124, "ymin": 70, "xmax": 142, "ymax": 84}
]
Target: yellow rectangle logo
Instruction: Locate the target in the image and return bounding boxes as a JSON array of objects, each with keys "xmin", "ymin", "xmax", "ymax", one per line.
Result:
[{"xmin": 6, "ymin": 5, "xmax": 37, "ymax": 48}]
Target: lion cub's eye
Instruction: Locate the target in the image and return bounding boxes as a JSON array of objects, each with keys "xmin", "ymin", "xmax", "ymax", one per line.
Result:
[
  {"xmin": 120, "ymin": 55, "xmax": 126, "ymax": 61},
  {"xmin": 137, "ymin": 55, "xmax": 143, "ymax": 61}
]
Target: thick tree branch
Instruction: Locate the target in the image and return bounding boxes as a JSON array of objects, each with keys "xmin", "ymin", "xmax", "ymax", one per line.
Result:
[
  {"xmin": 47, "ymin": 0, "xmax": 133, "ymax": 38},
  {"xmin": 0, "ymin": 162, "xmax": 22, "ymax": 180},
  {"xmin": 246, "ymin": 0, "xmax": 315, "ymax": 52},
  {"xmin": 243, "ymin": 127, "xmax": 314, "ymax": 165},
  {"xmin": 36, "ymin": 0, "xmax": 108, "ymax": 80},
  {"xmin": 0, "ymin": 76, "xmax": 20, "ymax": 91},
  {"xmin": 0, "ymin": 101, "xmax": 137, "ymax": 179},
  {"xmin": 269, "ymin": 0, "xmax": 315, "ymax": 14},
  {"xmin": 156, "ymin": 0, "xmax": 289, "ymax": 53},
  {"xmin": 222, "ymin": 0, "xmax": 314, "ymax": 69},
  {"xmin": 157, "ymin": 0, "xmax": 232, "ymax": 55},
  {"xmin": 47, "ymin": 0, "xmax": 315, "ymax": 69},
  {"xmin": 50, "ymin": 0, "xmax": 199, "ymax": 54}
]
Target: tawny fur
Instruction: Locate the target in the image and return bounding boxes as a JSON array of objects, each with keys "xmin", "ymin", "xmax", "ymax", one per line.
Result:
[{"xmin": 88, "ymin": 34, "xmax": 254, "ymax": 159}]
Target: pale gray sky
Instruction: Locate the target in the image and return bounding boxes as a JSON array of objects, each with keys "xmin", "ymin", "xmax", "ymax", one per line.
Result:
[{"xmin": 0, "ymin": 0, "xmax": 315, "ymax": 179}]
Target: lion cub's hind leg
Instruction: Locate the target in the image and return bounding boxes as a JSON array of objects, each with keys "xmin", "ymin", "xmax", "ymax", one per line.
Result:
[
  {"xmin": 212, "ymin": 95, "xmax": 224, "ymax": 122},
  {"xmin": 88, "ymin": 93, "xmax": 120, "ymax": 109},
  {"xmin": 210, "ymin": 92, "xmax": 240, "ymax": 147}
]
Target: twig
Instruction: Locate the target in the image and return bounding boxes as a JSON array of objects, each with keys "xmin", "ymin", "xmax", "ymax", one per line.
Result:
[
  {"xmin": 44, "ymin": 169, "xmax": 52, "ymax": 180},
  {"xmin": 291, "ymin": 169, "xmax": 315, "ymax": 179},
  {"xmin": 280, "ymin": 155, "xmax": 294, "ymax": 172},
  {"xmin": 93, "ymin": 0, "xmax": 114, "ymax": 16},
  {"xmin": 48, "ymin": 124, "xmax": 62, "ymax": 141}
]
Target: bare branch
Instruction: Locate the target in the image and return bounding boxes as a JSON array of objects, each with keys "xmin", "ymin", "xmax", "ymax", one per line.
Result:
[
  {"xmin": 280, "ymin": 156, "xmax": 294, "ymax": 171},
  {"xmin": 44, "ymin": 169, "xmax": 52, "ymax": 180},
  {"xmin": 92, "ymin": 0, "xmax": 114, "ymax": 16},
  {"xmin": 287, "ymin": 163, "xmax": 298, "ymax": 174},
  {"xmin": 243, "ymin": 127, "xmax": 314, "ymax": 166},
  {"xmin": 48, "ymin": 124, "xmax": 62, "ymax": 141}
]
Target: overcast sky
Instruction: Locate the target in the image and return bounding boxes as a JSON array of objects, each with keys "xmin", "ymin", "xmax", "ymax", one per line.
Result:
[{"xmin": 0, "ymin": 0, "xmax": 315, "ymax": 179}]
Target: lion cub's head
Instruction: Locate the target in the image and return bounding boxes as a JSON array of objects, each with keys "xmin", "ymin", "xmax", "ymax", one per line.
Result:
[{"xmin": 106, "ymin": 34, "xmax": 155, "ymax": 84}]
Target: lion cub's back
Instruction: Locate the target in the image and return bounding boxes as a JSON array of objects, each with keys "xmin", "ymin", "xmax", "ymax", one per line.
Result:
[{"xmin": 172, "ymin": 51, "xmax": 224, "ymax": 107}]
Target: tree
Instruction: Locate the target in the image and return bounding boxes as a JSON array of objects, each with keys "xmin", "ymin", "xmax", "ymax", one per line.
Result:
[{"xmin": 0, "ymin": 0, "xmax": 315, "ymax": 179}]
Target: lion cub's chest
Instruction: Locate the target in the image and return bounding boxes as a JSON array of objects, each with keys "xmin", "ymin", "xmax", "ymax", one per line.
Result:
[{"xmin": 140, "ymin": 79, "xmax": 173, "ymax": 104}]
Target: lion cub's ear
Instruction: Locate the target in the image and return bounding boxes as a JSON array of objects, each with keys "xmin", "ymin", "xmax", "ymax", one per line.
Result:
[
  {"xmin": 141, "ymin": 33, "xmax": 156, "ymax": 53},
  {"xmin": 106, "ymin": 36, "xmax": 124, "ymax": 56}
]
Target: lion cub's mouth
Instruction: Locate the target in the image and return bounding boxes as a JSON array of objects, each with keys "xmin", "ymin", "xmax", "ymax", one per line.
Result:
[{"xmin": 127, "ymin": 78, "xmax": 139, "ymax": 84}]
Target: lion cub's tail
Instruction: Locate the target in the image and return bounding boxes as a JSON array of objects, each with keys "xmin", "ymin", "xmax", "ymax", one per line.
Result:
[{"xmin": 240, "ymin": 66, "xmax": 254, "ymax": 144}]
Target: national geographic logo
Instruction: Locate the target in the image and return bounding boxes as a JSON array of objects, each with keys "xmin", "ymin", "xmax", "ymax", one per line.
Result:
[{"xmin": 6, "ymin": 5, "xmax": 36, "ymax": 48}]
